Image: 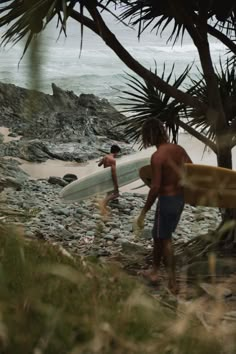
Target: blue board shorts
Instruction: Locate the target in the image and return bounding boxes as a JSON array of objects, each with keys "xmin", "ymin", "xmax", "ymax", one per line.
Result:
[{"xmin": 152, "ymin": 194, "xmax": 184, "ymax": 240}]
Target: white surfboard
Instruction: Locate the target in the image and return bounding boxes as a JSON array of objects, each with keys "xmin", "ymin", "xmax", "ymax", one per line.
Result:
[{"xmin": 60, "ymin": 157, "xmax": 150, "ymax": 202}]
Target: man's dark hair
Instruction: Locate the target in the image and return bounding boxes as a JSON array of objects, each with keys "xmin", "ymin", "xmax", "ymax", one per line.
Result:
[
  {"xmin": 110, "ymin": 144, "xmax": 121, "ymax": 154},
  {"xmin": 141, "ymin": 118, "xmax": 168, "ymax": 148}
]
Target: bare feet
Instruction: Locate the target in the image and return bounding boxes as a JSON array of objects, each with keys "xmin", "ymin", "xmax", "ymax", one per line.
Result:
[{"xmin": 139, "ymin": 268, "xmax": 159, "ymax": 283}]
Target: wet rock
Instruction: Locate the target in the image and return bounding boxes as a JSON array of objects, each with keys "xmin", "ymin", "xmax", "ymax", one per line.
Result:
[
  {"xmin": 0, "ymin": 157, "xmax": 29, "ymax": 180},
  {"xmin": 0, "ymin": 159, "xmax": 222, "ymax": 260},
  {"xmin": 86, "ymin": 231, "xmax": 95, "ymax": 237},
  {"xmin": 121, "ymin": 241, "xmax": 145, "ymax": 254},
  {"xmin": 0, "ymin": 82, "xmax": 134, "ymax": 162},
  {"xmin": 3, "ymin": 139, "xmax": 52, "ymax": 162},
  {"xmin": 140, "ymin": 228, "xmax": 152, "ymax": 239},
  {"xmin": 63, "ymin": 173, "xmax": 78, "ymax": 184},
  {"xmin": 25, "ymin": 230, "xmax": 35, "ymax": 239},
  {"xmin": 8, "ymin": 132, "xmax": 19, "ymax": 137},
  {"xmin": 48, "ymin": 176, "xmax": 67, "ymax": 187},
  {"xmin": 97, "ymin": 249, "xmax": 111, "ymax": 257},
  {"xmin": 0, "ymin": 176, "xmax": 22, "ymax": 191},
  {"xmin": 53, "ymin": 208, "xmax": 71, "ymax": 217},
  {"xmin": 104, "ymin": 234, "xmax": 115, "ymax": 241}
]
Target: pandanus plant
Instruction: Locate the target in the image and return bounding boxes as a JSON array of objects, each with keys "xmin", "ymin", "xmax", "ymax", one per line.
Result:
[
  {"xmin": 118, "ymin": 58, "xmax": 236, "ymax": 154},
  {"xmin": 116, "ymin": 64, "xmax": 191, "ymax": 146}
]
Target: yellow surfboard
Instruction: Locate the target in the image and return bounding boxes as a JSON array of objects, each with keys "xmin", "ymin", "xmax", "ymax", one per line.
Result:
[{"xmin": 139, "ymin": 163, "xmax": 236, "ymax": 208}]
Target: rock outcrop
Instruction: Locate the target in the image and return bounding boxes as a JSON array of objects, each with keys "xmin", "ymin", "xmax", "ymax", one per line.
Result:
[
  {"xmin": 0, "ymin": 82, "xmax": 132, "ymax": 162},
  {"xmin": 0, "ymin": 157, "xmax": 29, "ymax": 192}
]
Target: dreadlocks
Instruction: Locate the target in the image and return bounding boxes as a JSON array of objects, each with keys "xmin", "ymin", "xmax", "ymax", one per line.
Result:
[{"xmin": 141, "ymin": 118, "xmax": 169, "ymax": 148}]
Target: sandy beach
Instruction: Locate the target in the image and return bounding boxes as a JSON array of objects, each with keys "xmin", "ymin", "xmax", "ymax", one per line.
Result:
[{"xmin": 8, "ymin": 132, "xmax": 234, "ymax": 194}]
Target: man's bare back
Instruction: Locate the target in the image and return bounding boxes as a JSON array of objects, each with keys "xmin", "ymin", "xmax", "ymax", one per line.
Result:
[
  {"xmin": 151, "ymin": 143, "xmax": 192, "ymax": 196},
  {"xmin": 98, "ymin": 154, "xmax": 116, "ymax": 168}
]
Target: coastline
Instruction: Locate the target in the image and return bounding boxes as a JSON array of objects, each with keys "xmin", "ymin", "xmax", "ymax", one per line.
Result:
[
  {"xmin": 0, "ymin": 125, "xmax": 224, "ymax": 260},
  {"xmin": 2, "ymin": 131, "xmax": 235, "ymax": 194},
  {"xmin": 2, "ymin": 177, "xmax": 221, "ymax": 258}
]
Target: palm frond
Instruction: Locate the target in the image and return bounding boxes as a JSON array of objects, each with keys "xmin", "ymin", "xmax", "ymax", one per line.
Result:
[
  {"xmin": 118, "ymin": 1, "xmax": 187, "ymax": 43},
  {"xmin": 117, "ymin": 0, "xmax": 236, "ymax": 46},
  {"xmin": 182, "ymin": 58, "xmax": 236, "ymax": 146},
  {"xmin": 116, "ymin": 63, "xmax": 191, "ymax": 145},
  {"xmin": 0, "ymin": 0, "xmax": 129, "ymax": 58},
  {"xmin": 0, "ymin": 0, "xmax": 78, "ymax": 57},
  {"xmin": 211, "ymin": 1, "xmax": 236, "ymax": 37}
]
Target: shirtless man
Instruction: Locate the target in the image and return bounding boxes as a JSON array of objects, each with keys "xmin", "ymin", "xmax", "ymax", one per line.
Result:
[
  {"xmin": 137, "ymin": 118, "xmax": 192, "ymax": 293},
  {"xmin": 98, "ymin": 144, "xmax": 121, "ymax": 211}
]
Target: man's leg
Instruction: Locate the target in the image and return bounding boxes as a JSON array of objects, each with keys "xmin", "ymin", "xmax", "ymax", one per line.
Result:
[
  {"xmin": 140, "ymin": 238, "xmax": 164, "ymax": 283},
  {"xmin": 140, "ymin": 201, "xmax": 163, "ymax": 282},
  {"xmin": 153, "ymin": 239, "xmax": 163, "ymax": 270},
  {"xmin": 146, "ymin": 239, "xmax": 164, "ymax": 282},
  {"xmin": 161, "ymin": 195, "xmax": 184, "ymax": 293},
  {"xmin": 103, "ymin": 191, "xmax": 119, "ymax": 208},
  {"xmin": 99, "ymin": 191, "xmax": 119, "ymax": 217},
  {"xmin": 162, "ymin": 239, "xmax": 177, "ymax": 294}
]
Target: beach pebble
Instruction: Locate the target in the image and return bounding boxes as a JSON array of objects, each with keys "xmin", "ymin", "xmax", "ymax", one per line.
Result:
[{"xmin": 2, "ymin": 178, "xmax": 221, "ymax": 257}]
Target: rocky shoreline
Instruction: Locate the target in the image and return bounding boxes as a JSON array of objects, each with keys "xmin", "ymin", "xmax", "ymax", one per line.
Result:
[
  {"xmin": 0, "ymin": 81, "xmax": 222, "ymax": 259},
  {"xmin": 1, "ymin": 165, "xmax": 221, "ymax": 258},
  {"xmin": 0, "ymin": 82, "xmax": 235, "ymax": 330},
  {"xmin": 0, "ymin": 82, "xmax": 133, "ymax": 162}
]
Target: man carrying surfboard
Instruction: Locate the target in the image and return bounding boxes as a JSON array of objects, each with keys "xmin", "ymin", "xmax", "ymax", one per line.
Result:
[
  {"xmin": 98, "ymin": 144, "xmax": 121, "ymax": 212},
  {"xmin": 137, "ymin": 118, "xmax": 192, "ymax": 294}
]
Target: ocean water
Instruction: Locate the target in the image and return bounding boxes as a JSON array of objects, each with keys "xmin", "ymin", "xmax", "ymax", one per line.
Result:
[
  {"xmin": 0, "ymin": 11, "xmax": 235, "ymax": 179},
  {"xmin": 0, "ymin": 10, "xmax": 227, "ymax": 106}
]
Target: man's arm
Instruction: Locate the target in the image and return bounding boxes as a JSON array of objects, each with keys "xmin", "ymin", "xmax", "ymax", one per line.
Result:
[
  {"xmin": 111, "ymin": 162, "xmax": 119, "ymax": 192},
  {"xmin": 137, "ymin": 154, "xmax": 162, "ymax": 227},
  {"xmin": 143, "ymin": 154, "xmax": 162, "ymax": 213},
  {"xmin": 98, "ymin": 157, "xmax": 104, "ymax": 167}
]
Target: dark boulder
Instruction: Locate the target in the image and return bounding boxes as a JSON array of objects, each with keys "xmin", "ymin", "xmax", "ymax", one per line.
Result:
[
  {"xmin": 0, "ymin": 176, "xmax": 22, "ymax": 192},
  {"xmin": 48, "ymin": 176, "xmax": 67, "ymax": 187},
  {"xmin": 63, "ymin": 174, "xmax": 78, "ymax": 184}
]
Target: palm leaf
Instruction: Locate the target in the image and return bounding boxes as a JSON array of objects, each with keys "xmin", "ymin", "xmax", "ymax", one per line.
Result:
[
  {"xmin": 182, "ymin": 58, "xmax": 236, "ymax": 147},
  {"xmin": 118, "ymin": 1, "xmax": 187, "ymax": 43},
  {"xmin": 117, "ymin": 0, "xmax": 236, "ymax": 46},
  {"xmin": 0, "ymin": 0, "xmax": 127, "ymax": 58},
  {"xmin": 0, "ymin": 1, "xmax": 84, "ymax": 57},
  {"xmin": 0, "ymin": 1, "xmax": 59, "ymax": 44},
  {"xmin": 116, "ymin": 63, "xmax": 191, "ymax": 145}
]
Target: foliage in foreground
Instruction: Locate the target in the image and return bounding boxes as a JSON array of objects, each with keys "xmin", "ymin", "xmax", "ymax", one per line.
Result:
[{"xmin": 0, "ymin": 225, "xmax": 235, "ymax": 354}]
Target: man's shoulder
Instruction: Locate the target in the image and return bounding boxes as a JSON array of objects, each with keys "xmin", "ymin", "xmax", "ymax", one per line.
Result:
[
  {"xmin": 153, "ymin": 143, "xmax": 187, "ymax": 159},
  {"xmin": 105, "ymin": 154, "xmax": 116, "ymax": 165},
  {"xmin": 151, "ymin": 150, "xmax": 164, "ymax": 163},
  {"xmin": 167, "ymin": 143, "xmax": 188, "ymax": 154}
]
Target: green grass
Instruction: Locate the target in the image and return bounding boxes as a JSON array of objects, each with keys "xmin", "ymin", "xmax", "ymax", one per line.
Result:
[{"xmin": 0, "ymin": 225, "xmax": 235, "ymax": 354}]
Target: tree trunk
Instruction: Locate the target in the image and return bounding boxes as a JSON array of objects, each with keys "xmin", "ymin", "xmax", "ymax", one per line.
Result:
[
  {"xmin": 71, "ymin": 6, "xmax": 236, "ymax": 247},
  {"xmin": 217, "ymin": 145, "xmax": 232, "ymax": 169},
  {"xmin": 185, "ymin": 13, "xmax": 236, "ymax": 249},
  {"xmin": 218, "ymin": 209, "xmax": 236, "ymax": 251},
  {"xmin": 216, "ymin": 145, "xmax": 236, "ymax": 249}
]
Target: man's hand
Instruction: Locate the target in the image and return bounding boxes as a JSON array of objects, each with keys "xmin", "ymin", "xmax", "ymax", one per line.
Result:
[
  {"xmin": 133, "ymin": 210, "xmax": 146, "ymax": 238},
  {"xmin": 136, "ymin": 210, "xmax": 146, "ymax": 229}
]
